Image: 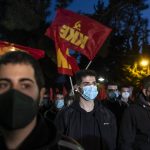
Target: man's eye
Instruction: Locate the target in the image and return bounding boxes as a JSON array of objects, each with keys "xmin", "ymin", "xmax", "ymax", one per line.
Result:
[
  {"xmin": 0, "ymin": 83, "xmax": 10, "ymax": 93},
  {"xmin": 83, "ymin": 83, "xmax": 89, "ymax": 86},
  {"xmin": 21, "ymin": 84, "xmax": 32, "ymax": 89},
  {"xmin": 0, "ymin": 83, "xmax": 9, "ymax": 89}
]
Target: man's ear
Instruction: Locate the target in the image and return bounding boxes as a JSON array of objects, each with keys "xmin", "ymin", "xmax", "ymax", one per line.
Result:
[
  {"xmin": 74, "ymin": 84, "xmax": 80, "ymax": 92},
  {"xmin": 75, "ymin": 86, "xmax": 83, "ymax": 95},
  {"xmin": 74, "ymin": 87, "xmax": 79, "ymax": 92},
  {"xmin": 39, "ymin": 88, "xmax": 46, "ymax": 102}
]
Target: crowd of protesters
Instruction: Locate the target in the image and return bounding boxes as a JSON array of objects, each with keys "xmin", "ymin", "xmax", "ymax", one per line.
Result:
[
  {"xmin": 39, "ymin": 70, "xmax": 150, "ymax": 150},
  {"xmin": 1, "ymin": 50, "xmax": 150, "ymax": 150}
]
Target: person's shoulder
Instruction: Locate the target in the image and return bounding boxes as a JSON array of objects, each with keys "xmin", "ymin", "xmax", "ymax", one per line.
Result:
[
  {"xmin": 96, "ymin": 100, "xmax": 116, "ymax": 117},
  {"xmin": 125, "ymin": 103, "xmax": 139, "ymax": 110},
  {"xmin": 121, "ymin": 103, "xmax": 139, "ymax": 117},
  {"xmin": 97, "ymin": 100, "xmax": 111, "ymax": 111},
  {"xmin": 56, "ymin": 104, "xmax": 75, "ymax": 117}
]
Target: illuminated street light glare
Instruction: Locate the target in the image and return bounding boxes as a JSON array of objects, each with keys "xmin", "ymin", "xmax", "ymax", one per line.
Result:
[
  {"xmin": 10, "ymin": 47, "xmax": 16, "ymax": 51},
  {"xmin": 140, "ymin": 59, "xmax": 149, "ymax": 67},
  {"xmin": 98, "ymin": 77, "xmax": 105, "ymax": 82}
]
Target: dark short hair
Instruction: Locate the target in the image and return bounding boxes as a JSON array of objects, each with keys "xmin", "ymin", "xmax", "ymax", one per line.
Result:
[
  {"xmin": 75, "ymin": 69, "xmax": 97, "ymax": 85},
  {"xmin": 141, "ymin": 75, "xmax": 150, "ymax": 89},
  {"xmin": 0, "ymin": 51, "xmax": 45, "ymax": 90}
]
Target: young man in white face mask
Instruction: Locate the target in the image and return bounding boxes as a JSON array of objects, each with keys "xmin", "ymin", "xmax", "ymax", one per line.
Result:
[
  {"xmin": 55, "ymin": 69, "xmax": 117, "ymax": 150},
  {"xmin": 120, "ymin": 86, "xmax": 132, "ymax": 105}
]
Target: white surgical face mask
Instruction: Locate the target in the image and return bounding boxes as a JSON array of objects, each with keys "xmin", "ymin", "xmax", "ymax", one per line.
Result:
[
  {"xmin": 121, "ymin": 92, "xmax": 130, "ymax": 99},
  {"xmin": 82, "ymin": 85, "xmax": 98, "ymax": 101}
]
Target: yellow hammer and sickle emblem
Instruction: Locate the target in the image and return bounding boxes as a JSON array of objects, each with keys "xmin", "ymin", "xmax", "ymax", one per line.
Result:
[{"xmin": 73, "ymin": 21, "xmax": 81, "ymax": 31}]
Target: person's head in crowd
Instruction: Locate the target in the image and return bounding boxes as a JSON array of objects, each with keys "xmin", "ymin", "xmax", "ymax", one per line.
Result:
[
  {"xmin": 0, "ymin": 51, "xmax": 45, "ymax": 132},
  {"xmin": 54, "ymin": 93, "xmax": 64, "ymax": 110},
  {"xmin": 140, "ymin": 75, "xmax": 150, "ymax": 103},
  {"xmin": 128, "ymin": 85, "xmax": 136, "ymax": 102},
  {"xmin": 39, "ymin": 90, "xmax": 52, "ymax": 109},
  {"xmin": 0, "ymin": 51, "xmax": 84, "ymax": 150},
  {"xmin": 107, "ymin": 82, "xmax": 120, "ymax": 100},
  {"xmin": 75, "ymin": 69, "xmax": 98, "ymax": 101},
  {"xmin": 120, "ymin": 85, "xmax": 130, "ymax": 103}
]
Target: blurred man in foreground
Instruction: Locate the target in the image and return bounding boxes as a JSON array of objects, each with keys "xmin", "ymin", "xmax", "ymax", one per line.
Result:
[{"xmin": 0, "ymin": 51, "xmax": 83, "ymax": 150}]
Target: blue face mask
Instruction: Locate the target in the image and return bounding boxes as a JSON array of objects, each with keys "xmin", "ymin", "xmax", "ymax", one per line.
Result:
[
  {"xmin": 82, "ymin": 85, "xmax": 98, "ymax": 101},
  {"xmin": 55, "ymin": 99, "xmax": 64, "ymax": 109},
  {"xmin": 108, "ymin": 91, "xmax": 119, "ymax": 99}
]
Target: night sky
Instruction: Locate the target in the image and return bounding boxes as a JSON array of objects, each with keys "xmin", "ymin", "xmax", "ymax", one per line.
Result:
[{"xmin": 48, "ymin": 0, "xmax": 150, "ymax": 43}]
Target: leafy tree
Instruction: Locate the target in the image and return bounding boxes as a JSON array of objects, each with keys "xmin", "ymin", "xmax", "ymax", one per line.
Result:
[
  {"xmin": 0, "ymin": 0, "xmax": 51, "ymax": 44},
  {"xmin": 55, "ymin": 0, "xmax": 73, "ymax": 9},
  {"xmin": 90, "ymin": 0, "xmax": 149, "ymax": 86}
]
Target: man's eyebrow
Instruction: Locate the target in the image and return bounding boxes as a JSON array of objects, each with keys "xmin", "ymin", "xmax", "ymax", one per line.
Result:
[
  {"xmin": 19, "ymin": 78, "xmax": 34, "ymax": 83},
  {"xmin": 82, "ymin": 81, "xmax": 96, "ymax": 84},
  {"xmin": 82, "ymin": 82, "xmax": 91, "ymax": 84},
  {"xmin": 0, "ymin": 78, "xmax": 11, "ymax": 82},
  {"xmin": 0, "ymin": 78, "xmax": 34, "ymax": 83}
]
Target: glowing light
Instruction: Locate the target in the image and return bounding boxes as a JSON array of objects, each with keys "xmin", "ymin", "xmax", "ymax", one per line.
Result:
[
  {"xmin": 9, "ymin": 47, "xmax": 16, "ymax": 51},
  {"xmin": 140, "ymin": 59, "xmax": 149, "ymax": 67},
  {"xmin": 98, "ymin": 77, "xmax": 105, "ymax": 82}
]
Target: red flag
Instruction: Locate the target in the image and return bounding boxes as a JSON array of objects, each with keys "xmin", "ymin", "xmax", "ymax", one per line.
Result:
[
  {"xmin": 49, "ymin": 88, "xmax": 53, "ymax": 101},
  {"xmin": 62, "ymin": 86, "xmax": 68, "ymax": 97},
  {"xmin": 0, "ymin": 40, "xmax": 45, "ymax": 59},
  {"xmin": 56, "ymin": 43, "xmax": 79, "ymax": 76},
  {"xmin": 97, "ymin": 85, "xmax": 107, "ymax": 100},
  {"xmin": 45, "ymin": 9, "xmax": 112, "ymax": 60}
]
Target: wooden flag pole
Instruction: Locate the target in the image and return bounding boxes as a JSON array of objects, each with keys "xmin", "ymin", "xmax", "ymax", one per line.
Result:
[
  {"xmin": 69, "ymin": 76, "xmax": 75, "ymax": 95},
  {"xmin": 85, "ymin": 60, "xmax": 92, "ymax": 70}
]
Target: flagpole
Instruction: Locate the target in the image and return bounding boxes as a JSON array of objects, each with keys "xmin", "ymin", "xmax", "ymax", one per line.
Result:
[
  {"xmin": 85, "ymin": 60, "xmax": 92, "ymax": 70},
  {"xmin": 69, "ymin": 76, "xmax": 75, "ymax": 95}
]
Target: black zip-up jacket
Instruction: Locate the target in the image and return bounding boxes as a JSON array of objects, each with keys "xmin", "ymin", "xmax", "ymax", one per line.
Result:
[
  {"xmin": 119, "ymin": 93, "xmax": 150, "ymax": 150},
  {"xmin": 55, "ymin": 99, "xmax": 117, "ymax": 150}
]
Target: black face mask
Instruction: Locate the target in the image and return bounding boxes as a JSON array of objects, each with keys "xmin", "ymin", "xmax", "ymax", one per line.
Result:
[{"xmin": 0, "ymin": 89, "xmax": 38, "ymax": 130}]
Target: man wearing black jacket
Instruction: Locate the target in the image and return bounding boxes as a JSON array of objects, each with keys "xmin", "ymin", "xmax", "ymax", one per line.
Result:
[
  {"xmin": 0, "ymin": 51, "xmax": 83, "ymax": 150},
  {"xmin": 55, "ymin": 69, "xmax": 117, "ymax": 150},
  {"xmin": 119, "ymin": 75, "xmax": 150, "ymax": 150}
]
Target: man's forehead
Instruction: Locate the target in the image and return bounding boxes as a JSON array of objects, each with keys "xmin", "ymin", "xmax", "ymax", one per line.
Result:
[
  {"xmin": 107, "ymin": 85, "xmax": 118, "ymax": 90},
  {"xmin": 0, "ymin": 63, "xmax": 35, "ymax": 81},
  {"xmin": 56, "ymin": 94, "xmax": 64, "ymax": 98},
  {"xmin": 121, "ymin": 87, "xmax": 130, "ymax": 91},
  {"xmin": 81, "ymin": 76, "xmax": 96, "ymax": 82}
]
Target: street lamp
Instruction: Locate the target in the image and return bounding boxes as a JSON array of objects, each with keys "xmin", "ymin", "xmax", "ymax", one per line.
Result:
[
  {"xmin": 98, "ymin": 77, "xmax": 105, "ymax": 82},
  {"xmin": 139, "ymin": 58, "xmax": 150, "ymax": 74},
  {"xmin": 140, "ymin": 59, "xmax": 149, "ymax": 67}
]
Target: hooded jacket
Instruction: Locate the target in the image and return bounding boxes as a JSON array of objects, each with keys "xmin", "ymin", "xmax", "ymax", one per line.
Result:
[
  {"xmin": 118, "ymin": 93, "xmax": 150, "ymax": 150},
  {"xmin": 55, "ymin": 99, "xmax": 117, "ymax": 150},
  {"xmin": 0, "ymin": 114, "xmax": 83, "ymax": 150}
]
